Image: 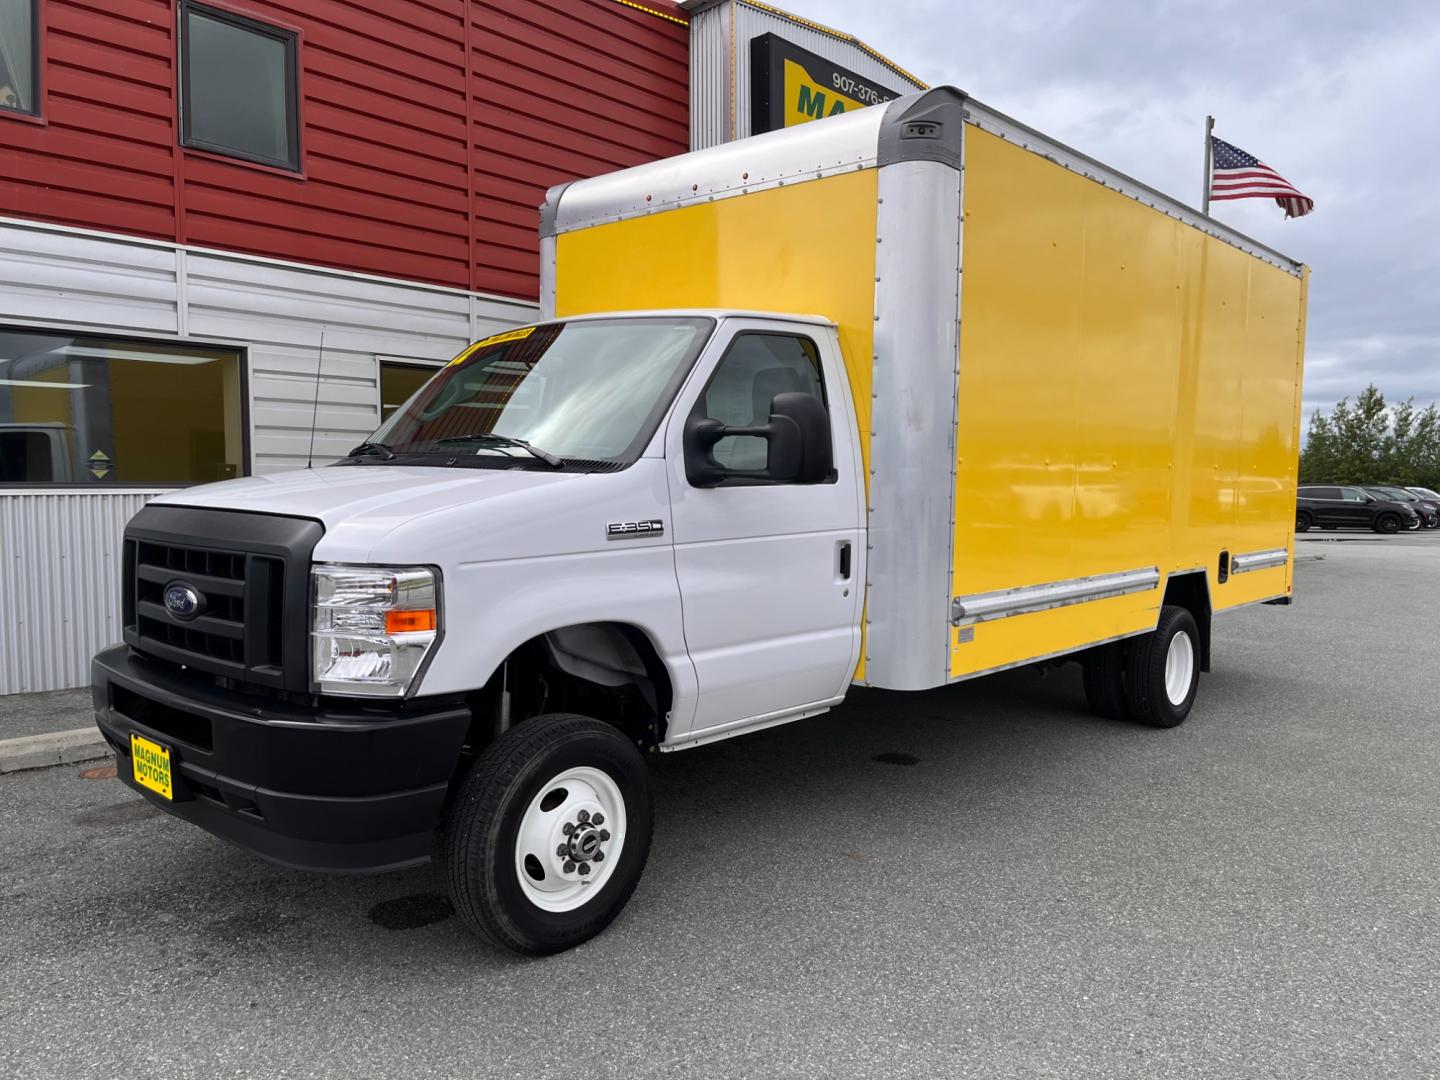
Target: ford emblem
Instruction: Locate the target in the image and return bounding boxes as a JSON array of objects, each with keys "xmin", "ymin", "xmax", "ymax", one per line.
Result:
[{"xmin": 163, "ymin": 582, "xmax": 203, "ymax": 620}]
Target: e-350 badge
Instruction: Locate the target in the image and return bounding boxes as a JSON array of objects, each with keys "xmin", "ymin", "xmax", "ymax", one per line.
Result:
[{"xmin": 607, "ymin": 519, "xmax": 664, "ymax": 541}]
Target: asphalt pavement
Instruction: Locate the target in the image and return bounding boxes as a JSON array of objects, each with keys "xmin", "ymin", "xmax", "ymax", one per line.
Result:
[{"xmin": 2, "ymin": 535, "xmax": 1438, "ymax": 1079}]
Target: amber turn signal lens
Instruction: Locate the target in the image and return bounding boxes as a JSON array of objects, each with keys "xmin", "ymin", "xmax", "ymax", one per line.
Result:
[{"xmin": 385, "ymin": 609, "xmax": 436, "ymax": 634}]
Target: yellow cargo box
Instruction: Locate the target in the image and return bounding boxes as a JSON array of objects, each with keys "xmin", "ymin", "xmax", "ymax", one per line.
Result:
[{"xmin": 541, "ymin": 87, "xmax": 1307, "ymax": 695}]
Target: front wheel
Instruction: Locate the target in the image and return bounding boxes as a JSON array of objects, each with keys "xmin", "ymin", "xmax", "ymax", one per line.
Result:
[
  {"xmin": 1295, "ymin": 511, "xmax": 1312, "ymax": 533},
  {"xmin": 1124, "ymin": 605, "xmax": 1200, "ymax": 728},
  {"xmin": 445, "ymin": 713, "xmax": 653, "ymax": 955},
  {"xmin": 1374, "ymin": 513, "xmax": 1401, "ymax": 534}
]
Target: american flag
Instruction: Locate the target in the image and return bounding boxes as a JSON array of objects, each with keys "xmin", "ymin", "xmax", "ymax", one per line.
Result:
[{"xmin": 1209, "ymin": 136, "xmax": 1314, "ymax": 218}]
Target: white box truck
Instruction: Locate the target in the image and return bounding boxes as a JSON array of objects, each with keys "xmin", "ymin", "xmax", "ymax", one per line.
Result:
[{"xmin": 93, "ymin": 88, "xmax": 1308, "ymax": 954}]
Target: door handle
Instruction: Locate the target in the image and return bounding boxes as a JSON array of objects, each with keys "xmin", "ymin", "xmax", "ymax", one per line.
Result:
[{"xmin": 837, "ymin": 540, "xmax": 852, "ymax": 581}]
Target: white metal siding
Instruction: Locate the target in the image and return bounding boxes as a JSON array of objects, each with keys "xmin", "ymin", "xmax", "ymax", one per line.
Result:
[
  {"xmin": 0, "ymin": 216, "xmax": 538, "ymax": 692},
  {"xmin": 0, "ymin": 489, "xmax": 166, "ymax": 695},
  {"xmin": 689, "ymin": 3, "xmax": 733, "ymax": 151},
  {"xmin": 0, "ymin": 225, "xmax": 181, "ymax": 333},
  {"xmin": 687, "ymin": 0, "xmax": 927, "ymax": 149}
]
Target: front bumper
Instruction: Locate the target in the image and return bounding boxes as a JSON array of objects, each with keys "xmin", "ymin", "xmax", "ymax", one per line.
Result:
[{"xmin": 92, "ymin": 645, "xmax": 470, "ymax": 873}]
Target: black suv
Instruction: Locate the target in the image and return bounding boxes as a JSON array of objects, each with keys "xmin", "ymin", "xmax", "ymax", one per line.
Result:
[
  {"xmin": 1296, "ymin": 485, "xmax": 1420, "ymax": 533},
  {"xmin": 1361, "ymin": 486, "xmax": 1440, "ymax": 528}
]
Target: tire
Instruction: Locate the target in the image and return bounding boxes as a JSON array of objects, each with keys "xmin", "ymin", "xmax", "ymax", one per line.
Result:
[
  {"xmin": 1124, "ymin": 605, "xmax": 1200, "ymax": 728},
  {"xmin": 445, "ymin": 713, "xmax": 653, "ymax": 955},
  {"xmin": 1374, "ymin": 513, "xmax": 1401, "ymax": 534},
  {"xmin": 1295, "ymin": 511, "xmax": 1312, "ymax": 533},
  {"xmin": 1082, "ymin": 641, "xmax": 1131, "ymax": 721}
]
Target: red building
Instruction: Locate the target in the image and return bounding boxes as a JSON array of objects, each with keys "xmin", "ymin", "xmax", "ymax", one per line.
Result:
[{"xmin": 1, "ymin": 0, "xmax": 690, "ymax": 299}]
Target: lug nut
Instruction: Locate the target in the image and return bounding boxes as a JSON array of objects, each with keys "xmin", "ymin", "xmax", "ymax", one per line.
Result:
[
  {"xmin": 593, "ymin": 851, "xmax": 604, "ymax": 862},
  {"xmin": 563, "ymin": 860, "xmax": 576, "ymax": 873},
  {"xmin": 578, "ymin": 863, "xmax": 591, "ymax": 875},
  {"xmin": 577, "ymin": 810, "xmax": 590, "ymax": 823},
  {"xmin": 557, "ymin": 845, "xmax": 568, "ymax": 857},
  {"xmin": 562, "ymin": 822, "xmax": 575, "ymax": 836},
  {"xmin": 599, "ymin": 829, "xmax": 610, "ymax": 841},
  {"xmin": 592, "ymin": 813, "xmax": 604, "ymax": 826}
]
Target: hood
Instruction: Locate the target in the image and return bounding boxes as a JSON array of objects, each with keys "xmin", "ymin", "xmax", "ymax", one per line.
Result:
[{"xmin": 155, "ymin": 464, "xmax": 581, "ymax": 538}]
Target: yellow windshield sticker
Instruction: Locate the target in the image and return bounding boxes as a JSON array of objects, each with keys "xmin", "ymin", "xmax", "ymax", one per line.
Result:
[{"xmin": 448, "ymin": 326, "xmax": 536, "ymax": 366}]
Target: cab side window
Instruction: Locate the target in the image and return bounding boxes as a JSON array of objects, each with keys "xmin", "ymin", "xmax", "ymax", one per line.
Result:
[
  {"xmin": 700, "ymin": 333, "xmax": 825, "ymax": 471},
  {"xmin": 1340, "ymin": 488, "xmax": 1368, "ymax": 502}
]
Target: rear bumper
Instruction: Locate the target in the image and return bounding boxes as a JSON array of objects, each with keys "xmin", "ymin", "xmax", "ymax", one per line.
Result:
[{"xmin": 92, "ymin": 645, "xmax": 471, "ymax": 873}]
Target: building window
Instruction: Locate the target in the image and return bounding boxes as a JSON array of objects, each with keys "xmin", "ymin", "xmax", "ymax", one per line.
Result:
[
  {"xmin": 0, "ymin": 332, "xmax": 244, "ymax": 485},
  {"xmin": 0, "ymin": 0, "xmax": 39, "ymax": 116},
  {"xmin": 179, "ymin": 2, "xmax": 299, "ymax": 171},
  {"xmin": 380, "ymin": 360, "xmax": 440, "ymax": 422}
]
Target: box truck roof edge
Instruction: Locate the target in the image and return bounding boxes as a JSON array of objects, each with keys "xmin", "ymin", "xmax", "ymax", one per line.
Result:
[{"xmin": 539, "ymin": 86, "xmax": 1303, "ymax": 277}]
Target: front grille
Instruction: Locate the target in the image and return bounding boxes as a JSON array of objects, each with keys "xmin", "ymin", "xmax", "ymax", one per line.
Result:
[
  {"xmin": 132, "ymin": 539, "xmax": 276, "ymax": 671},
  {"xmin": 121, "ymin": 505, "xmax": 324, "ymax": 693}
]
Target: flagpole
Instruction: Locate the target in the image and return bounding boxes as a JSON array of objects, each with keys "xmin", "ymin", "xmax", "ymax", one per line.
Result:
[{"xmin": 1201, "ymin": 115, "xmax": 1215, "ymax": 215}]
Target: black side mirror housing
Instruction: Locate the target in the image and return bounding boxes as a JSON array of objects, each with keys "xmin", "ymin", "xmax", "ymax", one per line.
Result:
[{"xmin": 684, "ymin": 391, "xmax": 834, "ymax": 487}]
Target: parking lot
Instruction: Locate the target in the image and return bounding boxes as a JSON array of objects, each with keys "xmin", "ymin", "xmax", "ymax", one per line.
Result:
[{"xmin": 2, "ymin": 532, "xmax": 1437, "ymax": 1079}]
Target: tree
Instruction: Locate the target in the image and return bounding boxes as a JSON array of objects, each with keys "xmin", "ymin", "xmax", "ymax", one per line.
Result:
[{"xmin": 1300, "ymin": 385, "xmax": 1440, "ymax": 489}]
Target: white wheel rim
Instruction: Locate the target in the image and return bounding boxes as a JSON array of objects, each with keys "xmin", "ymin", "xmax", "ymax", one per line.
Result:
[
  {"xmin": 514, "ymin": 765, "xmax": 627, "ymax": 913},
  {"xmin": 1164, "ymin": 630, "xmax": 1195, "ymax": 707}
]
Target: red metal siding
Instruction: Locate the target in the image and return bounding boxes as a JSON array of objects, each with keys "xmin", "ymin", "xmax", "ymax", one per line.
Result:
[
  {"xmin": 0, "ymin": 0, "xmax": 179, "ymax": 241},
  {"xmin": 0, "ymin": 0, "xmax": 688, "ymax": 299},
  {"xmin": 471, "ymin": 0, "xmax": 689, "ymax": 297}
]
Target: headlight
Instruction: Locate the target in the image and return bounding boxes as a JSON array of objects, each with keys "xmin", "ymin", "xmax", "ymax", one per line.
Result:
[{"xmin": 311, "ymin": 564, "xmax": 439, "ymax": 697}]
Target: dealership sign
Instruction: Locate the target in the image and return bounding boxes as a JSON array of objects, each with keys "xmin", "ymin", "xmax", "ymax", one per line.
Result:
[{"xmin": 750, "ymin": 33, "xmax": 902, "ymax": 135}]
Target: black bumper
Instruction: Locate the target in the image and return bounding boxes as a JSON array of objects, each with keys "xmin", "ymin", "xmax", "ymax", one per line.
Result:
[{"xmin": 92, "ymin": 645, "xmax": 470, "ymax": 874}]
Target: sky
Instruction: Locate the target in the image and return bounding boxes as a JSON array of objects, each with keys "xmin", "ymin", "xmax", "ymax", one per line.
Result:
[{"xmin": 780, "ymin": 0, "xmax": 1440, "ymax": 421}]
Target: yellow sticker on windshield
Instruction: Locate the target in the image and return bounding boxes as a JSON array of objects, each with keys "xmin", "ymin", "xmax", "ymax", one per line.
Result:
[
  {"xmin": 448, "ymin": 326, "xmax": 536, "ymax": 367},
  {"xmin": 447, "ymin": 326, "xmax": 536, "ymax": 367}
]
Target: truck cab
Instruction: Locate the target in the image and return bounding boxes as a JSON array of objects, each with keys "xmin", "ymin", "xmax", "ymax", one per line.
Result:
[{"xmin": 93, "ymin": 310, "xmax": 862, "ymax": 951}]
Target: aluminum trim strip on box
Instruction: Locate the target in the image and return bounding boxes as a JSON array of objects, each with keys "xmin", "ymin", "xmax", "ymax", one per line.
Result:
[
  {"xmin": 538, "ymin": 234, "xmax": 557, "ymax": 319},
  {"xmin": 863, "ymin": 159, "xmax": 963, "ymax": 691},
  {"xmin": 1230, "ymin": 547, "xmax": 1289, "ymax": 574},
  {"xmin": 951, "ymin": 567, "xmax": 1161, "ymax": 625},
  {"xmin": 546, "ymin": 97, "xmax": 893, "ymax": 234}
]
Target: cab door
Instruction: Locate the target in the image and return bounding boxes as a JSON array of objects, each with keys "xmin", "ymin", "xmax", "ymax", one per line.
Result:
[{"xmin": 662, "ymin": 320, "xmax": 864, "ymax": 739}]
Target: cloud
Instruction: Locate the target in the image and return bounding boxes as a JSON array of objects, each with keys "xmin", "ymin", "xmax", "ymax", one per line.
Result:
[{"xmin": 779, "ymin": 0, "xmax": 1440, "ymax": 413}]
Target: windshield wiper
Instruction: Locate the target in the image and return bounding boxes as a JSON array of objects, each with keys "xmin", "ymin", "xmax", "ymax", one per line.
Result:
[
  {"xmin": 346, "ymin": 441, "xmax": 395, "ymax": 460},
  {"xmin": 434, "ymin": 433, "xmax": 565, "ymax": 468}
]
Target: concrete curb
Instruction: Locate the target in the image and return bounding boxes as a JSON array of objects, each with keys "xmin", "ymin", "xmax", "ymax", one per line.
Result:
[{"xmin": 0, "ymin": 728, "xmax": 111, "ymax": 774}]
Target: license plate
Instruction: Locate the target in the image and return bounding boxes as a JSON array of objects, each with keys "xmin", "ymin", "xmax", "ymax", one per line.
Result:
[{"xmin": 130, "ymin": 733, "xmax": 173, "ymax": 801}]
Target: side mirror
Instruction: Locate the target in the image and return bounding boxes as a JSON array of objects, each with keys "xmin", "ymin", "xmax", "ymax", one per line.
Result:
[{"xmin": 685, "ymin": 392, "xmax": 834, "ymax": 487}]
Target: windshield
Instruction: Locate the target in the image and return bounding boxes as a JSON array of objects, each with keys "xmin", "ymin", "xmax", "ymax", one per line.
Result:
[
  {"xmin": 1411, "ymin": 488, "xmax": 1440, "ymax": 500},
  {"xmin": 1372, "ymin": 488, "xmax": 1414, "ymax": 501},
  {"xmin": 363, "ymin": 318, "xmax": 713, "ymax": 468}
]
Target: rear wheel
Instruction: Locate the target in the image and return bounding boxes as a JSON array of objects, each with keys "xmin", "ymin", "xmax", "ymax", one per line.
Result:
[
  {"xmin": 1124, "ymin": 605, "xmax": 1200, "ymax": 728},
  {"xmin": 445, "ymin": 713, "xmax": 653, "ymax": 955},
  {"xmin": 1374, "ymin": 513, "xmax": 1401, "ymax": 534},
  {"xmin": 1082, "ymin": 642, "xmax": 1131, "ymax": 721},
  {"xmin": 1295, "ymin": 511, "xmax": 1312, "ymax": 533}
]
